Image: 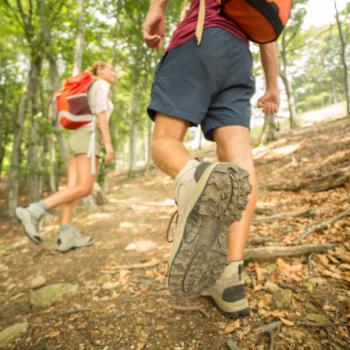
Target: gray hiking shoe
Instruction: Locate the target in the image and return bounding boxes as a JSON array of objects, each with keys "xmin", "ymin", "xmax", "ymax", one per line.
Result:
[
  {"xmin": 15, "ymin": 204, "xmax": 47, "ymax": 245},
  {"xmin": 57, "ymin": 226, "xmax": 93, "ymax": 253},
  {"xmin": 168, "ymin": 162, "xmax": 251, "ymax": 298},
  {"xmin": 201, "ymin": 261, "xmax": 250, "ymax": 319}
]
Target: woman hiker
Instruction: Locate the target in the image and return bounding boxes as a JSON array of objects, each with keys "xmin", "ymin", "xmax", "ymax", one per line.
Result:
[{"xmin": 16, "ymin": 62, "xmax": 116, "ymax": 252}]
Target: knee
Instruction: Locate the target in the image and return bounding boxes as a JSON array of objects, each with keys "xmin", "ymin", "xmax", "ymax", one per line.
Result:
[{"xmin": 75, "ymin": 185, "xmax": 93, "ymax": 198}]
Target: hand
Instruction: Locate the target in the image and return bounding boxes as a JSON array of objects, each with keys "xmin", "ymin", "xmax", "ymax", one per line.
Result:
[
  {"xmin": 104, "ymin": 142, "xmax": 114, "ymax": 165},
  {"xmin": 257, "ymin": 89, "xmax": 280, "ymax": 115},
  {"xmin": 143, "ymin": 6, "xmax": 166, "ymax": 51}
]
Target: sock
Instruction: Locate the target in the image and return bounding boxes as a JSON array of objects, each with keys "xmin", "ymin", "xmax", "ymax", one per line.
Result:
[
  {"xmin": 59, "ymin": 224, "xmax": 72, "ymax": 233},
  {"xmin": 174, "ymin": 159, "xmax": 200, "ymax": 192},
  {"xmin": 37, "ymin": 200, "xmax": 49, "ymax": 212}
]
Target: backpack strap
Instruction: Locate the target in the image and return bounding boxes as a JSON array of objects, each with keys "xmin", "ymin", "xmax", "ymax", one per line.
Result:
[{"xmin": 195, "ymin": 0, "xmax": 206, "ymax": 45}]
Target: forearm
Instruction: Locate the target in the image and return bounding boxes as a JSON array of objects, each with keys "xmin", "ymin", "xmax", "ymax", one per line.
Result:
[
  {"xmin": 96, "ymin": 111, "xmax": 111, "ymax": 145},
  {"xmin": 259, "ymin": 43, "xmax": 279, "ymax": 91},
  {"xmin": 150, "ymin": 0, "xmax": 169, "ymax": 11}
]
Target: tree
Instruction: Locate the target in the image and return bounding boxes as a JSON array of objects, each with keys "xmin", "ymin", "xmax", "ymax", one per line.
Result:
[
  {"xmin": 278, "ymin": 0, "xmax": 307, "ymax": 129},
  {"xmin": 334, "ymin": 1, "xmax": 350, "ymax": 117}
]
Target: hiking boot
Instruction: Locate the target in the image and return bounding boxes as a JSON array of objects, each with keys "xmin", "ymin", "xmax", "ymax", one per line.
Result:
[
  {"xmin": 15, "ymin": 204, "xmax": 47, "ymax": 245},
  {"xmin": 201, "ymin": 260, "xmax": 250, "ymax": 319},
  {"xmin": 57, "ymin": 226, "xmax": 93, "ymax": 253},
  {"xmin": 168, "ymin": 161, "xmax": 251, "ymax": 298}
]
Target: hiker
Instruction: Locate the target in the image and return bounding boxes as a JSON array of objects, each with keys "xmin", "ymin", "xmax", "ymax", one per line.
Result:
[
  {"xmin": 16, "ymin": 62, "xmax": 116, "ymax": 252},
  {"xmin": 143, "ymin": 0, "xmax": 281, "ymax": 318}
]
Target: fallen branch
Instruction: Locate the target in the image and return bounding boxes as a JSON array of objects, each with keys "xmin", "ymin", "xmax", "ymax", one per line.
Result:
[
  {"xmin": 253, "ymin": 209, "xmax": 315, "ymax": 225},
  {"xmin": 172, "ymin": 304, "xmax": 209, "ymax": 318},
  {"xmin": 257, "ymin": 321, "xmax": 282, "ymax": 350},
  {"xmin": 266, "ymin": 166, "xmax": 350, "ymax": 192},
  {"xmin": 299, "ymin": 210, "xmax": 350, "ymax": 241},
  {"xmin": 244, "ymin": 244, "xmax": 337, "ymax": 261},
  {"xmin": 298, "ymin": 322, "xmax": 350, "ymax": 328},
  {"xmin": 248, "ymin": 237, "xmax": 277, "ymax": 245},
  {"xmin": 255, "ymin": 207, "xmax": 275, "ymax": 215},
  {"xmin": 100, "ymin": 260, "xmax": 163, "ymax": 274}
]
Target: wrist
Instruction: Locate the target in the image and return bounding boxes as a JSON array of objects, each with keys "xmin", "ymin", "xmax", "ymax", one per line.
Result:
[
  {"xmin": 150, "ymin": 0, "xmax": 167, "ymax": 11},
  {"xmin": 266, "ymin": 85, "xmax": 279, "ymax": 93}
]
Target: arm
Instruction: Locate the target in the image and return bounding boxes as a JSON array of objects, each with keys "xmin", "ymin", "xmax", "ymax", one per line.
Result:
[
  {"xmin": 257, "ymin": 42, "xmax": 280, "ymax": 115},
  {"xmin": 96, "ymin": 111, "xmax": 114, "ymax": 165},
  {"xmin": 143, "ymin": 0, "xmax": 169, "ymax": 51}
]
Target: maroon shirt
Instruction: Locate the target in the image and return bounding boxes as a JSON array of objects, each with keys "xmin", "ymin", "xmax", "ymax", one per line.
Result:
[{"xmin": 167, "ymin": 0, "xmax": 248, "ymax": 51}]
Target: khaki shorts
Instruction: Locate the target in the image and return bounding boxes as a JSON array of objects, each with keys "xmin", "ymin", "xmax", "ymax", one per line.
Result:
[{"xmin": 65, "ymin": 126, "xmax": 104, "ymax": 160}]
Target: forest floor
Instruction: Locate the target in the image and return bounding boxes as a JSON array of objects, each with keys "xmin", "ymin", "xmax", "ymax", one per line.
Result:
[{"xmin": 0, "ymin": 117, "xmax": 350, "ymax": 350}]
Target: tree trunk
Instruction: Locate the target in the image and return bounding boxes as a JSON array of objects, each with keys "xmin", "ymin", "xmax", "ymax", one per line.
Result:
[
  {"xmin": 27, "ymin": 56, "xmax": 43, "ymax": 202},
  {"xmin": 0, "ymin": 70, "xmax": 8, "ymax": 176},
  {"xmin": 8, "ymin": 63, "xmax": 36, "ymax": 218},
  {"xmin": 72, "ymin": 0, "xmax": 85, "ymax": 76},
  {"xmin": 280, "ymin": 35, "xmax": 298, "ymax": 129},
  {"xmin": 258, "ymin": 114, "xmax": 278, "ymax": 145},
  {"xmin": 146, "ymin": 118, "xmax": 152, "ymax": 172},
  {"xmin": 128, "ymin": 81, "xmax": 142, "ymax": 175},
  {"xmin": 334, "ymin": 1, "xmax": 350, "ymax": 117}
]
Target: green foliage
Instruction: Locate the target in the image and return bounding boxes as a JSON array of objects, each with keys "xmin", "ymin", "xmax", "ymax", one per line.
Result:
[{"xmin": 0, "ymin": 0, "xmax": 349, "ymax": 201}]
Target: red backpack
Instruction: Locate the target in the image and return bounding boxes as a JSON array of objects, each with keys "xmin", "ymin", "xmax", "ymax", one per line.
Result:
[
  {"xmin": 55, "ymin": 71, "xmax": 95, "ymax": 129},
  {"xmin": 196, "ymin": 0, "xmax": 292, "ymax": 44}
]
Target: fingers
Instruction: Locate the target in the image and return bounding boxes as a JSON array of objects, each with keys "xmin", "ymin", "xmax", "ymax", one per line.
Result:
[
  {"xmin": 105, "ymin": 154, "xmax": 113, "ymax": 165},
  {"xmin": 258, "ymin": 102, "xmax": 279, "ymax": 115},
  {"xmin": 143, "ymin": 31, "xmax": 162, "ymax": 49}
]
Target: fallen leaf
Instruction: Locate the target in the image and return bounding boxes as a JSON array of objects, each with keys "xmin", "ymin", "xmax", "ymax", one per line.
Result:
[
  {"xmin": 280, "ymin": 318, "xmax": 294, "ymax": 326},
  {"xmin": 224, "ymin": 319, "xmax": 240, "ymax": 334}
]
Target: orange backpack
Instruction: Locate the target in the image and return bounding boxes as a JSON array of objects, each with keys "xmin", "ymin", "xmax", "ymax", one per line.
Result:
[
  {"xmin": 55, "ymin": 71, "xmax": 95, "ymax": 129},
  {"xmin": 196, "ymin": 0, "xmax": 292, "ymax": 44}
]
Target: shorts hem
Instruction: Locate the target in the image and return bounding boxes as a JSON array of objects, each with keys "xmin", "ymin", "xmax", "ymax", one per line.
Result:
[
  {"xmin": 147, "ymin": 104, "xmax": 200, "ymax": 128},
  {"xmin": 204, "ymin": 120, "xmax": 250, "ymax": 141}
]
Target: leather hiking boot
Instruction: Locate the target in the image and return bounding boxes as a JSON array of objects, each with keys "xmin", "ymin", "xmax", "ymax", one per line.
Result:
[
  {"xmin": 15, "ymin": 204, "xmax": 47, "ymax": 245},
  {"xmin": 202, "ymin": 260, "xmax": 250, "ymax": 319},
  {"xmin": 57, "ymin": 226, "xmax": 93, "ymax": 253},
  {"xmin": 168, "ymin": 161, "xmax": 251, "ymax": 298}
]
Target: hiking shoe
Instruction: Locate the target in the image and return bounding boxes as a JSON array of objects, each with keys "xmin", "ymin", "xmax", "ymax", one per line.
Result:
[
  {"xmin": 168, "ymin": 162, "xmax": 251, "ymax": 298},
  {"xmin": 57, "ymin": 226, "xmax": 93, "ymax": 253},
  {"xmin": 202, "ymin": 261, "xmax": 250, "ymax": 319},
  {"xmin": 15, "ymin": 204, "xmax": 47, "ymax": 245}
]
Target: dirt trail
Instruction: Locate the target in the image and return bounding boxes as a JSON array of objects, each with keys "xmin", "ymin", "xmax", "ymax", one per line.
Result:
[{"xmin": 0, "ymin": 118, "xmax": 349, "ymax": 349}]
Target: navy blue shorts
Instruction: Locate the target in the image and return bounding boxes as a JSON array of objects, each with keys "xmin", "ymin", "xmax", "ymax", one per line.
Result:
[{"xmin": 147, "ymin": 27, "xmax": 255, "ymax": 141}]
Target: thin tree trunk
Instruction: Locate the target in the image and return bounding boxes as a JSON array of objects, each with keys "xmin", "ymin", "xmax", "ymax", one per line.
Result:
[
  {"xmin": 0, "ymin": 72, "xmax": 7, "ymax": 176},
  {"xmin": 280, "ymin": 35, "xmax": 297, "ymax": 129},
  {"xmin": 146, "ymin": 118, "xmax": 152, "ymax": 172},
  {"xmin": 334, "ymin": 1, "xmax": 350, "ymax": 117},
  {"xmin": 258, "ymin": 114, "xmax": 278, "ymax": 145},
  {"xmin": 128, "ymin": 82, "xmax": 141, "ymax": 175},
  {"xmin": 8, "ymin": 63, "xmax": 36, "ymax": 218},
  {"xmin": 27, "ymin": 56, "xmax": 43, "ymax": 202},
  {"xmin": 72, "ymin": 0, "xmax": 85, "ymax": 76}
]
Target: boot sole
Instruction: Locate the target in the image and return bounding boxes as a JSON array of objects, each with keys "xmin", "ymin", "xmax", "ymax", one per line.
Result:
[
  {"xmin": 168, "ymin": 163, "xmax": 251, "ymax": 298},
  {"xmin": 15, "ymin": 208, "xmax": 42, "ymax": 245},
  {"xmin": 57, "ymin": 238, "xmax": 94, "ymax": 253}
]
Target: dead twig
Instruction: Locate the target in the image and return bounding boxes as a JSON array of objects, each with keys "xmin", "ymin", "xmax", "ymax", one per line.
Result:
[
  {"xmin": 299, "ymin": 210, "xmax": 350, "ymax": 241},
  {"xmin": 100, "ymin": 260, "xmax": 163, "ymax": 274},
  {"xmin": 248, "ymin": 237, "xmax": 277, "ymax": 245},
  {"xmin": 244, "ymin": 243, "xmax": 337, "ymax": 261},
  {"xmin": 171, "ymin": 304, "xmax": 209, "ymax": 318},
  {"xmin": 277, "ymin": 282, "xmax": 299, "ymax": 293},
  {"xmin": 253, "ymin": 209, "xmax": 315, "ymax": 225},
  {"xmin": 298, "ymin": 322, "xmax": 350, "ymax": 328},
  {"xmin": 257, "ymin": 321, "xmax": 282, "ymax": 350}
]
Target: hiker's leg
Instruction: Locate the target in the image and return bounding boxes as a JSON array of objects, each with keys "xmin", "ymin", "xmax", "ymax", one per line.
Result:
[
  {"xmin": 214, "ymin": 125, "xmax": 257, "ymax": 262},
  {"xmin": 42, "ymin": 155, "xmax": 98, "ymax": 209},
  {"xmin": 152, "ymin": 113, "xmax": 192, "ymax": 179},
  {"xmin": 60, "ymin": 157, "xmax": 78, "ymax": 225}
]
